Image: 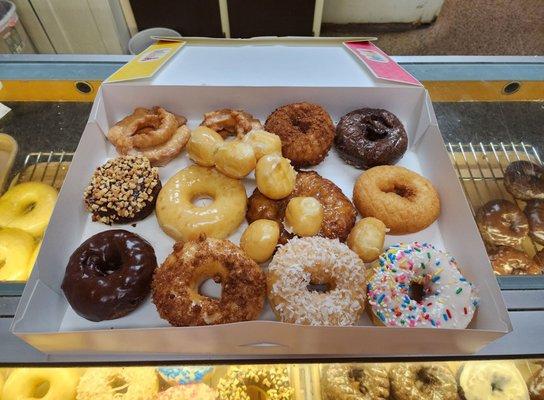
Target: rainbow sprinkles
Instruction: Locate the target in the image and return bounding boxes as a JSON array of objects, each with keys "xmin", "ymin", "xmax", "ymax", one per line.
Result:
[{"xmin": 367, "ymin": 242, "xmax": 479, "ymax": 329}]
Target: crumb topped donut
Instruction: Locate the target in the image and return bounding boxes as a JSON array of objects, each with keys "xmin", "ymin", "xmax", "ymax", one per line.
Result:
[
  {"xmin": 367, "ymin": 242, "xmax": 478, "ymax": 328},
  {"xmin": 335, "ymin": 108, "xmax": 408, "ymax": 169},
  {"xmin": 389, "ymin": 364, "xmax": 457, "ymax": 400},
  {"xmin": 152, "ymin": 237, "xmax": 266, "ymax": 326},
  {"xmin": 265, "ymin": 102, "xmax": 335, "ymax": 167},
  {"xmin": 247, "ymin": 171, "xmax": 356, "ymax": 244},
  {"xmin": 84, "ymin": 156, "xmax": 160, "ymax": 225},
  {"xmin": 217, "ymin": 366, "xmax": 294, "ymax": 400},
  {"xmin": 321, "ymin": 364, "xmax": 390, "ymax": 400},
  {"xmin": 476, "ymin": 199, "xmax": 528, "ymax": 248},
  {"xmin": 268, "ymin": 236, "xmax": 366, "ymax": 326}
]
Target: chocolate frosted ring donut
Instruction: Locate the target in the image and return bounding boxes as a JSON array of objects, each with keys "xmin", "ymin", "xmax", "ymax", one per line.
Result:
[
  {"xmin": 264, "ymin": 102, "xmax": 335, "ymax": 167},
  {"xmin": 504, "ymin": 160, "xmax": 544, "ymax": 200},
  {"xmin": 476, "ymin": 199, "xmax": 529, "ymax": 248},
  {"xmin": 489, "ymin": 246, "xmax": 542, "ymax": 275},
  {"xmin": 335, "ymin": 108, "xmax": 408, "ymax": 169},
  {"xmin": 61, "ymin": 230, "xmax": 157, "ymax": 321},
  {"xmin": 525, "ymin": 199, "xmax": 544, "ymax": 245}
]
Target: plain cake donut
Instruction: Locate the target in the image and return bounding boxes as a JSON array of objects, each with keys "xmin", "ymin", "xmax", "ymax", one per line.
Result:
[{"xmin": 267, "ymin": 236, "xmax": 366, "ymax": 326}]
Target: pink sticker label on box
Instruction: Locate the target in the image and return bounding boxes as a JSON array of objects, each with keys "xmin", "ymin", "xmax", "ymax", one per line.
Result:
[{"xmin": 344, "ymin": 41, "xmax": 421, "ymax": 86}]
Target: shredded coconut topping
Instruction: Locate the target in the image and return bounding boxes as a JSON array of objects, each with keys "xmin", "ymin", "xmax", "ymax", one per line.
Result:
[{"xmin": 268, "ymin": 236, "xmax": 366, "ymax": 326}]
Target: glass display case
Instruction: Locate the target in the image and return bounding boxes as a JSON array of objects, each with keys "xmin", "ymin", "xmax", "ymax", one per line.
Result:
[{"xmin": 0, "ymin": 41, "xmax": 543, "ymax": 394}]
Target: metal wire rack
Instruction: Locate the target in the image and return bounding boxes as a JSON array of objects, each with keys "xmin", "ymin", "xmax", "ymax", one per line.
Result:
[
  {"xmin": 11, "ymin": 151, "xmax": 74, "ymax": 191},
  {"xmin": 446, "ymin": 142, "xmax": 543, "ymax": 258}
]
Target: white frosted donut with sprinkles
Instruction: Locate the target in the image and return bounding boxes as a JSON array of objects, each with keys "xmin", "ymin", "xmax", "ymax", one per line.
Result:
[
  {"xmin": 268, "ymin": 236, "xmax": 366, "ymax": 326},
  {"xmin": 366, "ymin": 242, "xmax": 478, "ymax": 328}
]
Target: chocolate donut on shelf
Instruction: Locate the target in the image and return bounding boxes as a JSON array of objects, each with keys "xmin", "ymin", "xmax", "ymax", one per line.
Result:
[
  {"xmin": 335, "ymin": 108, "xmax": 408, "ymax": 169},
  {"xmin": 504, "ymin": 160, "xmax": 544, "ymax": 200},
  {"xmin": 476, "ymin": 199, "xmax": 528, "ymax": 249},
  {"xmin": 489, "ymin": 246, "xmax": 542, "ymax": 275},
  {"xmin": 529, "ymin": 365, "xmax": 544, "ymax": 400},
  {"xmin": 61, "ymin": 230, "xmax": 158, "ymax": 322},
  {"xmin": 525, "ymin": 199, "xmax": 544, "ymax": 245}
]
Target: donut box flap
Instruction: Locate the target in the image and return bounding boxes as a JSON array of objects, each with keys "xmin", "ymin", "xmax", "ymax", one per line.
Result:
[{"xmin": 12, "ymin": 42, "xmax": 510, "ymax": 357}]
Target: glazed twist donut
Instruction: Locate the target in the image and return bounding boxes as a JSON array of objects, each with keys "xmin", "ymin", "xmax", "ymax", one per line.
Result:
[{"xmin": 2, "ymin": 368, "xmax": 79, "ymax": 400}]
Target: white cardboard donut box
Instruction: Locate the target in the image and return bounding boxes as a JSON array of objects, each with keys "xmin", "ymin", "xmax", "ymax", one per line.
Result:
[{"xmin": 11, "ymin": 42, "xmax": 511, "ymax": 357}]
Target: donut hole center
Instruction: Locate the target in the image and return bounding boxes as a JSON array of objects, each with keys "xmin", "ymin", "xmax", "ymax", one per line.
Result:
[
  {"xmin": 191, "ymin": 193, "xmax": 214, "ymax": 207},
  {"xmin": 416, "ymin": 368, "xmax": 436, "ymax": 385},
  {"xmin": 32, "ymin": 380, "xmax": 50, "ymax": 398},
  {"xmin": 0, "ymin": 257, "xmax": 5, "ymax": 270},
  {"xmin": 246, "ymin": 385, "xmax": 267, "ymax": 400},
  {"xmin": 290, "ymin": 116, "xmax": 311, "ymax": 133},
  {"xmin": 348, "ymin": 369, "xmax": 369, "ymax": 394},
  {"xmin": 23, "ymin": 201, "xmax": 36, "ymax": 215},
  {"xmin": 491, "ymin": 378, "xmax": 505, "ymax": 392},
  {"xmin": 386, "ymin": 184, "xmax": 414, "ymax": 199},
  {"xmin": 307, "ymin": 272, "xmax": 336, "ymax": 293},
  {"xmin": 109, "ymin": 375, "xmax": 129, "ymax": 394},
  {"xmin": 363, "ymin": 116, "xmax": 390, "ymax": 141},
  {"xmin": 409, "ymin": 282, "xmax": 425, "ymax": 303},
  {"xmin": 195, "ymin": 261, "xmax": 227, "ymax": 300},
  {"xmin": 198, "ymin": 277, "xmax": 223, "ymax": 300},
  {"xmin": 92, "ymin": 253, "xmax": 123, "ymax": 276}
]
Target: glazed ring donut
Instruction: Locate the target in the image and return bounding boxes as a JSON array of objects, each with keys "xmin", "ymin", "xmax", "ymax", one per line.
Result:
[
  {"xmin": 264, "ymin": 102, "xmax": 335, "ymax": 167},
  {"xmin": 268, "ymin": 236, "xmax": 366, "ymax": 326},
  {"xmin": 201, "ymin": 108, "xmax": 262, "ymax": 139},
  {"xmin": 335, "ymin": 108, "xmax": 408, "ymax": 169},
  {"xmin": 389, "ymin": 364, "xmax": 458, "ymax": 400},
  {"xmin": 458, "ymin": 362, "xmax": 529, "ymax": 400},
  {"xmin": 2, "ymin": 368, "xmax": 79, "ymax": 400},
  {"xmin": 76, "ymin": 367, "xmax": 159, "ymax": 400},
  {"xmin": 353, "ymin": 165, "xmax": 440, "ymax": 234},
  {"xmin": 321, "ymin": 364, "xmax": 390, "ymax": 400},
  {"xmin": 524, "ymin": 199, "xmax": 544, "ymax": 245},
  {"xmin": 217, "ymin": 366, "xmax": 294, "ymax": 400},
  {"xmin": 476, "ymin": 199, "xmax": 528, "ymax": 248},
  {"xmin": 504, "ymin": 160, "xmax": 544, "ymax": 200},
  {"xmin": 61, "ymin": 230, "xmax": 157, "ymax": 322},
  {"xmin": 0, "ymin": 227, "xmax": 36, "ymax": 281},
  {"xmin": 367, "ymin": 242, "xmax": 478, "ymax": 328},
  {"xmin": 152, "ymin": 237, "xmax": 266, "ymax": 326},
  {"xmin": 247, "ymin": 170, "xmax": 356, "ymax": 244},
  {"xmin": 156, "ymin": 165, "xmax": 247, "ymax": 242},
  {"xmin": 0, "ymin": 182, "xmax": 57, "ymax": 237},
  {"xmin": 489, "ymin": 246, "xmax": 542, "ymax": 275}
]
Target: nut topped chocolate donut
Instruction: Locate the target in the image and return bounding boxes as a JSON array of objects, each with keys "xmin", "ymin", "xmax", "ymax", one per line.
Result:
[
  {"xmin": 504, "ymin": 160, "xmax": 544, "ymax": 200},
  {"xmin": 476, "ymin": 199, "xmax": 528, "ymax": 248},
  {"xmin": 335, "ymin": 108, "xmax": 408, "ymax": 169},
  {"xmin": 84, "ymin": 156, "xmax": 161, "ymax": 225},
  {"xmin": 62, "ymin": 229, "xmax": 157, "ymax": 321}
]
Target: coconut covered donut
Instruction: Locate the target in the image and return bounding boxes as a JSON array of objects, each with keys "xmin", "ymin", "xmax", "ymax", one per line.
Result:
[
  {"xmin": 353, "ymin": 165, "xmax": 440, "ymax": 234},
  {"xmin": 389, "ymin": 364, "xmax": 458, "ymax": 400},
  {"xmin": 367, "ymin": 242, "xmax": 478, "ymax": 328},
  {"xmin": 152, "ymin": 237, "xmax": 266, "ymax": 326},
  {"xmin": 268, "ymin": 236, "xmax": 366, "ymax": 326},
  {"xmin": 264, "ymin": 102, "xmax": 335, "ymax": 167},
  {"xmin": 321, "ymin": 364, "xmax": 390, "ymax": 400},
  {"xmin": 217, "ymin": 366, "xmax": 294, "ymax": 400},
  {"xmin": 458, "ymin": 362, "xmax": 529, "ymax": 400}
]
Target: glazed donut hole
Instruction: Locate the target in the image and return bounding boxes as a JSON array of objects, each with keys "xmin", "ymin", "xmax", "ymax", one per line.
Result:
[
  {"xmin": 187, "ymin": 126, "xmax": 224, "ymax": 167},
  {"xmin": 241, "ymin": 129, "xmax": 282, "ymax": 159},
  {"xmin": 285, "ymin": 196, "xmax": 323, "ymax": 237},
  {"xmin": 255, "ymin": 153, "xmax": 297, "ymax": 200},
  {"xmin": 347, "ymin": 217, "xmax": 387, "ymax": 263},
  {"xmin": 214, "ymin": 140, "xmax": 256, "ymax": 179},
  {"xmin": 240, "ymin": 219, "xmax": 280, "ymax": 263}
]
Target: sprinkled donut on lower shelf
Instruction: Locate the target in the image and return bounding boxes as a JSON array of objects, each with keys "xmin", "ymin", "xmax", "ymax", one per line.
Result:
[
  {"xmin": 366, "ymin": 242, "xmax": 478, "ymax": 328},
  {"xmin": 217, "ymin": 366, "xmax": 294, "ymax": 400}
]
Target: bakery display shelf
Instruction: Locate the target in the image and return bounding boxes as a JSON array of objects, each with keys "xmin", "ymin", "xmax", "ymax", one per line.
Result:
[
  {"xmin": 447, "ymin": 141, "xmax": 544, "ymax": 290},
  {"xmin": 0, "ymin": 151, "xmax": 73, "ymax": 294},
  {"xmin": 0, "ymin": 358, "xmax": 542, "ymax": 399}
]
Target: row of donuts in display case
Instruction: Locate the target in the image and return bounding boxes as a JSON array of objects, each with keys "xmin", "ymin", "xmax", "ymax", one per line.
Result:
[
  {"xmin": 11, "ymin": 78, "xmax": 510, "ymax": 356},
  {"xmin": 0, "ymin": 358, "xmax": 542, "ymax": 399}
]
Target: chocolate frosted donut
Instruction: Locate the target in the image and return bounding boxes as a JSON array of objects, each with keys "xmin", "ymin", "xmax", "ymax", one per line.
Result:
[
  {"xmin": 335, "ymin": 108, "xmax": 408, "ymax": 169},
  {"xmin": 504, "ymin": 160, "xmax": 544, "ymax": 200},
  {"xmin": 476, "ymin": 199, "xmax": 528, "ymax": 248},
  {"xmin": 489, "ymin": 246, "xmax": 542, "ymax": 275},
  {"xmin": 525, "ymin": 199, "xmax": 544, "ymax": 245},
  {"xmin": 62, "ymin": 230, "xmax": 157, "ymax": 321}
]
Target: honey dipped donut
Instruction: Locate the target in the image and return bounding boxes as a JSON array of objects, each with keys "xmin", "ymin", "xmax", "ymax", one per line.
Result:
[
  {"xmin": 2, "ymin": 368, "xmax": 80, "ymax": 400},
  {"xmin": 265, "ymin": 102, "xmax": 335, "ymax": 167},
  {"xmin": 489, "ymin": 246, "xmax": 542, "ymax": 275},
  {"xmin": 152, "ymin": 237, "xmax": 266, "ymax": 326},
  {"xmin": 389, "ymin": 364, "xmax": 458, "ymax": 400},
  {"xmin": 201, "ymin": 109, "xmax": 262, "ymax": 139},
  {"xmin": 476, "ymin": 199, "xmax": 528, "ymax": 248},
  {"xmin": 353, "ymin": 165, "xmax": 440, "ymax": 234},
  {"xmin": 247, "ymin": 171, "xmax": 356, "ymax": 244}
]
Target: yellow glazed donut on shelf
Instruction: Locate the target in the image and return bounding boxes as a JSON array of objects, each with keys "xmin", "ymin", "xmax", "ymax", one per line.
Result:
[
  {"xmin": 255, "ymin": 153, "xmax": 297, "ymax": 200},
  {"xmin": 241, "ymin": 129, "xmax": 282, "ymax": 159},
  {"xmin": 214, "ymin": 140, "xmax": 256, "ymax": 179},
  {"xmin": 0, "ymin": 182, "xmax": 57, "ymax": 237},
  {"xmin": 347, "ymin": 217, "xmax": 388, "ymax": 263},
  {"xmin": 77, "ymin": 367, "xmax": 159, "ymax": 400},
  {"xmin": 156, "ymin": 165, "xmax": 247, "ymax": 242},
  {"xmin": 0, "ymin": 227, "xmax": 36, "ymax": 281},
  {"xmin": 285, "ymin": 196, "xmax": 324, "ymax": 237},
  {"xmin": 187, "ymin": 126, "xmax": 224, "ymax": 167},
  {"xmin": 2, "ymin": 368, "xmax": 79, "ymax": 400},
  {"xmin": 240, "ymin": 219, "xmax": 280, "ymax": 263}
]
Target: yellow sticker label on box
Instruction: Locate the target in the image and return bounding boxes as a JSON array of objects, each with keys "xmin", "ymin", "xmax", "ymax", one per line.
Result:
[{"xmin": 106, "ymin": 41, "xmax": 185, "ymax": 83}]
